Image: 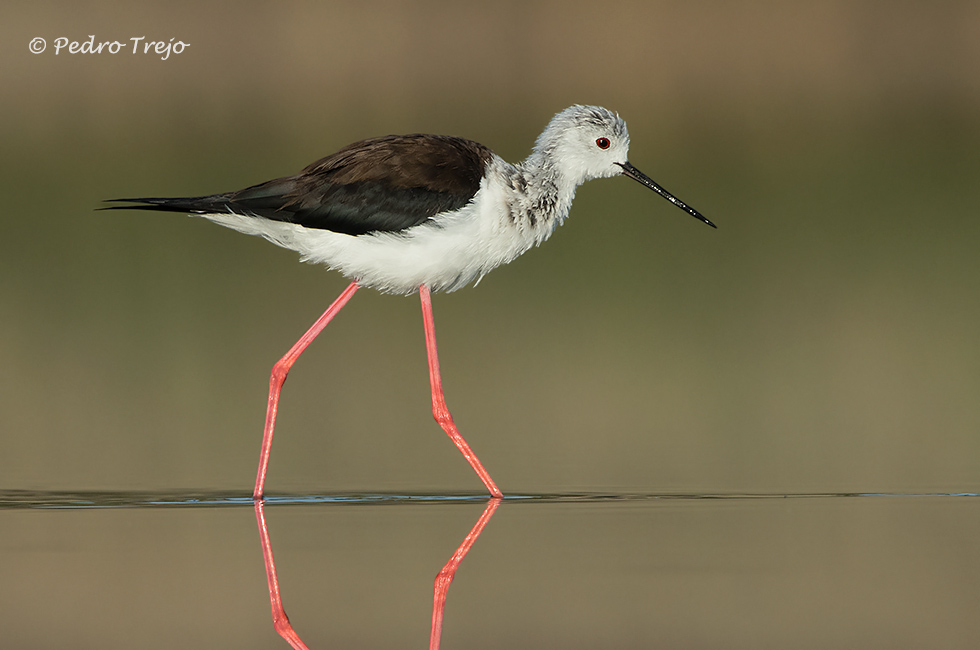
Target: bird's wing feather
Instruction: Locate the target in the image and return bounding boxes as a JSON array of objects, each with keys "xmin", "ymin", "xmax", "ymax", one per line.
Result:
[{"xmin": 104, "ymin": 134, "xmax": 494, "ymax": 236}]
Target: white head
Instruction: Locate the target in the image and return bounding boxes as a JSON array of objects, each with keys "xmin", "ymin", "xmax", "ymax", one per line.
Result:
[
  {"xmin": 534, "ymin": 105, "xmax": 631, "ymax": 185},
  {"xmin": 534, "ymin": 104, "xmax": 716, "ymax": 228}
]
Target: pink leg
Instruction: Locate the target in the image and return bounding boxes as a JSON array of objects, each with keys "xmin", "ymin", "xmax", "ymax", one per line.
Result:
[
  {"xmin": 254, "ymin": 500, "xmax": 312, "ymax": 650},
  {"xmin": 430, "ymin": 497, "xmax": 502, "ymax": 650},
  {"xmin": 419, "ymin": 285, "xmax": 503, "ymax": 497},
  {"xmin": 253, "ymin": 281, "xmax": 360, "ymax": 499}
]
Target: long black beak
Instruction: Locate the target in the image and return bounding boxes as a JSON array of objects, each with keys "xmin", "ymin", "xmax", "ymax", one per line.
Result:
[{"xmin": 616, "ymin": 161, "xmax": 716, "ymax": 228}]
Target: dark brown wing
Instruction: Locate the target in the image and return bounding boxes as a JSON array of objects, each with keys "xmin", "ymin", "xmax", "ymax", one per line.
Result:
[{"xmin": 104, "ymin": 134, "xmax": 495, "ymax": 236}]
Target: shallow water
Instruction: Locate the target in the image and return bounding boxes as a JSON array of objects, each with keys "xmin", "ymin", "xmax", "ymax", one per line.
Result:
[{"xmin": 3, "ymin": 490, "xmax": 978, "ymax": 649}]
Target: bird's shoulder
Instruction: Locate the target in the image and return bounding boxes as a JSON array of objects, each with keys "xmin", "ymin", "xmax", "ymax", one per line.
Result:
[{"xmin": 299, "ymin": 133, "xmax": 495, "ymax": 195}]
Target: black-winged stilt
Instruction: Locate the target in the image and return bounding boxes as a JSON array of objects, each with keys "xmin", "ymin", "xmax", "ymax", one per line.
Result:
[{"xmin": 105, "ymin": 105, "xmax": 715, "ymax": 499}]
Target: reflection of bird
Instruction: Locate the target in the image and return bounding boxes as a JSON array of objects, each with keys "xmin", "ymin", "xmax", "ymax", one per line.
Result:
[{"xmin": 106, "ymin": 105, "xmax": 715, "ymax": 498}]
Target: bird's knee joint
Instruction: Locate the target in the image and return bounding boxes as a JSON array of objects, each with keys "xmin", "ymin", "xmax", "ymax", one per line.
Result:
[
  {"xmin": 270, "ymin": 363, "xmax": 290, "ymax": 386},
  {"xmin": 432, "ymin": 408, "xmax": 453, "ymax": 428}
]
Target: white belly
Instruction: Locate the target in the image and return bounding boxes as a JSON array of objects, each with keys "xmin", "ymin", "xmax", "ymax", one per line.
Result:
[{"xmin": 200, "ymin": 173, "xmax": 561, "ymax": 295}]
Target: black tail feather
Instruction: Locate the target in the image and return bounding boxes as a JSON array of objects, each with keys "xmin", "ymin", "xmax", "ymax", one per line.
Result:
[{"xmin": 98, "ymin": 196, "xmax": 230, "ymax": 214}]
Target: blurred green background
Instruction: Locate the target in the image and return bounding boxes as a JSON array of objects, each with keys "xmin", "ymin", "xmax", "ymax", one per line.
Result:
[{"xmin": 2, "ymin": 0, "xmax": 978, "ymax": 496}]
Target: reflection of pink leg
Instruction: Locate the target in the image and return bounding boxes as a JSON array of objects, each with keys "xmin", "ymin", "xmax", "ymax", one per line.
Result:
[
  {"xmin": 429, "ymin": 497, "xmax": 502, "ymax": 650},
  {"xmin": 419, "ymin": 285, "xmax": 503, "ymax": 497},
  {"xmin": 254, "ymin": 500, "xmax": 312, "ymax": 650},
  {"xmin": 253, "ymin": 282, "xmax": 360, "ymax": 499}
]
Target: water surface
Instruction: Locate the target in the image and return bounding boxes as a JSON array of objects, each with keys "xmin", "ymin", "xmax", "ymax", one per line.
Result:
[{"xmin": 3, "ymin": 490, "xmax": 977, "ymax": 649}]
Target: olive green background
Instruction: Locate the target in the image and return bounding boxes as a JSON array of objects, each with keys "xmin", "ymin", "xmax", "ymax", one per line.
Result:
[
  {"xmin": 2, "ymin": 2, "xmax": 978, "ymax": 648},
  {"xmin": 3, "ymin": 0, "xmax": 977, "ymax": 494}
]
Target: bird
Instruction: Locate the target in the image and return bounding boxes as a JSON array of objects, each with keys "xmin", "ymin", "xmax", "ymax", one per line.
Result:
[{"xmin": 104, "ymin": 105, "xmax": 715, "ymax": 499}]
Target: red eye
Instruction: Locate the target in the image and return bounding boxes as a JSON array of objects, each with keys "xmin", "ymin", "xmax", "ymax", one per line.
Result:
[{"xmin": 596, "ymin": 137, "xmax": 611, "ymax": 149}]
